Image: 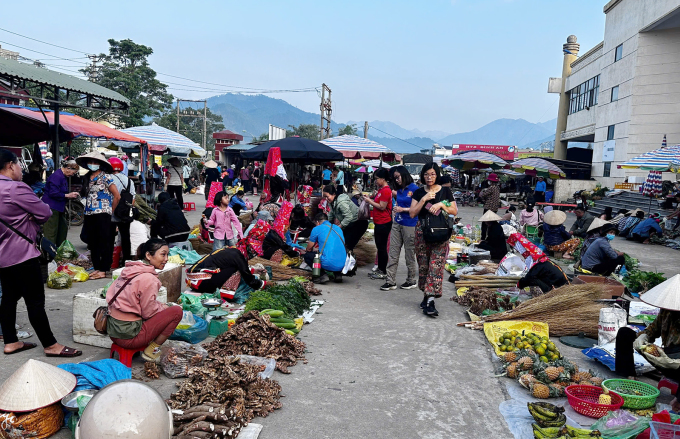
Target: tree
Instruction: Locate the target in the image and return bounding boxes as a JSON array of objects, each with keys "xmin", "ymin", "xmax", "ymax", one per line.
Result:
[
  {"xmin": 154, "ymin": 107, "xmax": 225, "ymax": 151},
  {"xmin": 286, "ymin": 124, "xmax": 320, "ymax": 140},
  {"xmin": 338, "ymin": 124, "xmax": 358, "ymax": 136},
  {"xmin": 254, "ymin": 133, "xmax": 269, "ymax": 142},
  {"xmin": 83, "ymin": 39, "xmax": 174, "ymax": 128}
]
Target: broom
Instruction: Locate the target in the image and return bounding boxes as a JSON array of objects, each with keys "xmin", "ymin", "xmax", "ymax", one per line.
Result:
[
  {"xmin": 353, "ymin": 239, "xmax": 376, "ymax": 267},
  {"xmin": 249, "ymin": 256, "xmax": 311, "ymax": 281}
]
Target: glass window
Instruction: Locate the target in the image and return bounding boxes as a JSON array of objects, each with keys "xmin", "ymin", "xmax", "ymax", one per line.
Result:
[
  {"xmin": 603, "ymin": 162, "xmax": 611, "ymax": 177},
  {"xmin": 615, "ymin": 44, "xmax": 623, "ymax": 62},
  {"xmin": 607, "ymin": 125, "xmax": 615, "ymax": 140},
  {"xmin": 611, "ymin": 85, "xmax": 619, "ymax": 102},
  {"xmin": 567, "ymin": 75, "xmax": 601, "ymax": 114}
]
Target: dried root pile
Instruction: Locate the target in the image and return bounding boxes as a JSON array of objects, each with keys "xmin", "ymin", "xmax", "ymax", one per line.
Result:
[
  {"xmin": 144, "ymin": 362, "xmax": 160, "ymax": 379},
  {"xmin": 171, "ymin": 403, "xmax": 244, "ymax": 438},
  {"xmin": 58, "ymin": 257, "xmax": 93, "ymax": 270},
  {"xmin": 483, "ymin": 284, "xmax": 607, "ymax": 337},
  {"xmin": 353, "ymin": 239, "xmax": 376, "ymax": 267},
  {"xmin": 302, "ymin": 281, "xmax": 322, "ymax": 296},
  {"xmin": 205, "ymin": 311, "xmax": 307, "ymax": 374},
  {"xmin": 452, "ymin": 287, "xmax": 516, "ymax": 316},
  {"xmin": 248, "ymin": 257, "xmax": 311, "ymax": 281}
]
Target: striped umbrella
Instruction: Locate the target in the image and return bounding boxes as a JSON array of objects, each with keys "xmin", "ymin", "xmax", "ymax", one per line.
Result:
[
  {"xmin": 507, "ymin": 157, "xmax": 566, "ymax": 179},
  {"xmin": 642, "ymin": 170, "xmax": 663, "ymax": 197},
  {"xmin": 443, "ymin": 150, "xmax": 507, "ymax": 170},
  {"xmin": 119, "ymin": 123, "xmax": 207, "ymax": 157},
  {"xmin": 361, "ymin": 159, "xmax": 391, "ymax": 169},
  {"xmin": 619, "ymin": 144, "xmax": 680, "ymax": 172},
  {"xmin": 356, "ymin": 166, "xmax": 374, "ymax": 173},
  {"xmin": 320, "ymin": 135, "xmax": 394, "ymax": 159}
]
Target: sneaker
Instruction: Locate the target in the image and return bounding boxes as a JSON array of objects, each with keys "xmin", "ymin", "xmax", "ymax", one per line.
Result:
[
  {"xmin": 369, "ymin": 270, "xmax": 386, "ymax": 280},
  {"xmin": 419, "ymin": 296, "xmax": 428, "ymax": 309},
  {"xmin": 400, "ymin": 281, "xmax": 418, "ymax": 290},
  {"xmin": 371, "ymin": 264, "xmax": 378, "ymax": 272},
  {"xmin": 423, "ymin": 297, "xmax": 438, "ymax": 317},
  {"xmin": 314, "ymin": 274, "xmax": 330, "ymax": 284},
  {"xmin": 380, "ymin": 282, "xmax": 397, "ymax": 291}
]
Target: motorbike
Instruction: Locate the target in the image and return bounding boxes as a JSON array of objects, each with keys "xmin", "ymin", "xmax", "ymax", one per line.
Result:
[{"xmin": 65, "ymin": 198, "xmax": 85, "ymax": 226}]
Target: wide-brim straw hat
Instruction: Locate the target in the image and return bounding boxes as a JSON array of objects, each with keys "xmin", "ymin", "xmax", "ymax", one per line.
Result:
[
  {"xmin": 204, "ymin": 160, "xmax": 218, "ymax": 169},
  {"xmin": 641, "ymin": 274, "xmax": 680, "ymax": 311},
  {"xmin": 75, "ymin": 151, "xmax": 113, "ymax": 172},
  {"xmin": 479, "ymin": 210, "xmax": 502, "ymax": 222},
  {"xmin": 630, "ymin": 208, "xmax": 645, "ymax": 217},
  {"xmin": 545, "ymin": 210, "xmax": 567, "ymax": 226},
  {"xmin": 587, "ymin": 217, "xmax": 612, "ymax": 233},
  {"xmin": 0, "ymin": 359, "xmax": 77, "ymax": 412}
]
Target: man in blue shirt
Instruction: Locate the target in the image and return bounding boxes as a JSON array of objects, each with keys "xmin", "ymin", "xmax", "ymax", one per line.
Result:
[
  {"xmin": 322, "ymin": 167, "xmax": 332, "ymax": 186},
  {"xmin": 534, "ymin": 177, "xmax": 546, "ymax": 203},
  {"xmin": 630, "ymin": 216, "xmax": 663, "ymax": 244},
  {"xmin": 335, "ymin": 168, "xmax": 345, "ymax": 194},
  {"xmin": 304, "ymin": 212, "xmax": 346, "ymax": 284}
]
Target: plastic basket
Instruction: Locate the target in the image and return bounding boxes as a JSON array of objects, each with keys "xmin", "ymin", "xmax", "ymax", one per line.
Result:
[
  {"xmin": 565, "ymin": 385, "xmax": 624, "ymax": 418},
  {"xmin": 650, "ymin": 421, "xmax": 680, "ymax": 439},
  {"xmin": 602, "ymin": 379, "xmax": 660, "ymax": 409}
]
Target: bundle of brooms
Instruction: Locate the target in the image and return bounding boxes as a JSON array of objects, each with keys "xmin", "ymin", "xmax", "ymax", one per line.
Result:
[
  {"xmin": 248, "ymin": 257, "xmax": 311, "ymax": 281},
  {"xmin": 482, "ymin": 284, "xmax": 607, "ymax": 337},
  {"xmin": 353, "ymin": 239, "xmax": 376, "ymax": 267}
]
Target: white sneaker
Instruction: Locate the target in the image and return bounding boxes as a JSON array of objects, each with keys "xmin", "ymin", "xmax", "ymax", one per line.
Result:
[
  {"xmin": 299, "ymin": 262, "xmax": 312, "ymax": 271},
  {"xmin": 371, "ymin": 264, "xmax": 378, "ymax": 272}
]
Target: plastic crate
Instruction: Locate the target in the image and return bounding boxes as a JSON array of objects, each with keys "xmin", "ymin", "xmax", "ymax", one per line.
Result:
[{"xmin": 650, "ymin": 421, "xmax": 680, "ymax": 439}]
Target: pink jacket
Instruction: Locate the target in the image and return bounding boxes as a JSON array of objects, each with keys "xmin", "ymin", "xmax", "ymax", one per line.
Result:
[
  {"xmin": 106, "ymin": 261, "xmax": 165, "ymax": 322},
  {"xmin": 206, "ymin": 206, "xmax": 243, "ymax": 240}
]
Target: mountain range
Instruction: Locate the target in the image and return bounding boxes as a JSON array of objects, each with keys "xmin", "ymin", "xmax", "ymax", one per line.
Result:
[{"xmin": 205, "ymin": 93, "xmax": 557, "ymax": 154}]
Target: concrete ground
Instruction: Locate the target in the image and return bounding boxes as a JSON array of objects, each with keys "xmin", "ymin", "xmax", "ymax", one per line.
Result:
[{"xmin": 3, "ymin": 194, "xmax": 679, "ymax": 438}]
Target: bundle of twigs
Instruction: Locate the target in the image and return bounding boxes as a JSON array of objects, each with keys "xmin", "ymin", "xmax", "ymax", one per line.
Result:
[
  {"xmin": 482, "ymin": 284, "xmax": 607, "ymax": 337},
  {"xmin": 189, "ymin": 237, "xmax": 213, "ymax": 255},
  {"xmin": 248, "ymin": 257, "xmax": 311, "ymax": 281},
  {"xmin": 455, "ymin": 275, "xmax": 521, "ymax": 288},
  {"xmin": 353, "ymin": 239, "xmax": 376, "ymax": 267}
]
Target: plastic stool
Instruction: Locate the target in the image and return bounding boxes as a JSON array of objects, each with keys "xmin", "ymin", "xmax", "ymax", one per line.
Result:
[
  {"xmin": 169, "ymin": 240, "xmax": 192, "ymax": 252},
  {"xmin": 659, "ymin": 377, "xmax": 679, "ymax": 395},
  {"xmin": 110, "ymin": 343, "xmax": 145, "ymax": 367},
  {"xmin": 183, "ymin": 202, "xmax": 196, "ymax": 211}
]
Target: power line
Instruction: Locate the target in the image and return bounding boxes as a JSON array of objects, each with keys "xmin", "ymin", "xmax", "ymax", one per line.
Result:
[
  {"xmin": 0, "ymin": 27, "xmax": 89, "ymax": 54},
  {"xmin": 0, "ymin": 40, "xmax": 90, "ymax": 64},
  {"xmin": 368, "ymin": 125, "xmax": 425, "ymax": 149}
]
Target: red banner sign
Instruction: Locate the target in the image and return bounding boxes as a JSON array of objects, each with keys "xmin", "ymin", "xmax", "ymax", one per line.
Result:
[{"xmin": 451, "ymin": 144, "xmax": 517, "ymax": 161}]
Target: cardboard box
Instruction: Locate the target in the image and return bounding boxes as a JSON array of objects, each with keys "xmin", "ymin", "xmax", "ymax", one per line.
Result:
[
  {"xmin": 72, "ymin": 287, "xmax": 168, "ymax": 348},
  {"xmin": 113, "ymin": 262, "xmax": 183, "ymax": 303},
  {"xmin": 573, "ymin": 275, "xmax": 626, "ymax": 299}
]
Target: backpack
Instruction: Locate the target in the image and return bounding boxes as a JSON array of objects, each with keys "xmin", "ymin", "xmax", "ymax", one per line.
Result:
[
  {"xmin": 421, "ymin": 188, "xmax": 454, "ymax": 243},
  {"xmin": 114, "ymin": 175, "xmax": 135, "ymax": 223}
]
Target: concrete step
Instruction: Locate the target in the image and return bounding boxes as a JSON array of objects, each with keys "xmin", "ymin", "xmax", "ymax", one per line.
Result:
[{"xmin": 591, "ymin": 191, "xmax": 674, "ymax": 218}]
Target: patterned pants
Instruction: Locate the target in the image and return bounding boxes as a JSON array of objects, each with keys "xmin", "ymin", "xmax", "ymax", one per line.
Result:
[
  {"xmin": 415, "ymin": 222, "xmax": 448, "ymax": 298},
  {"xmin": 548, "ymin": 238, "xmax": 580, "ymax": 254}
]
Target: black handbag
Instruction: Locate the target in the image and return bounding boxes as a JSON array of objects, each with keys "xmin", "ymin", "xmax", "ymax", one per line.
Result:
[
  {"xmin": 421, "ymin": 190, "xmax": 454, "ymax": 243},
  {"xmin": 0, "ymin": 216, "xmax": 57, "ymax": 262}
]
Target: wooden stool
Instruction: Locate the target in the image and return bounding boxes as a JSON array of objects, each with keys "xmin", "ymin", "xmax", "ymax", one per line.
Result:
[
  {"xmin": 110, "ymin": 343, "xmax": 145, "ymax": 367},
  {"xmin": 183, "ymin": 202, "xmax": 196, "ymax": 211}
]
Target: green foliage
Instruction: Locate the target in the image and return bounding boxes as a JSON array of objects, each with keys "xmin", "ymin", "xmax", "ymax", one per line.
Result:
[
  {"xmin": 243, "ymin": 279, "xmax": 311, "ymax": 318},
  {"xmin": 254, "ymin": 133, "xmax": 269, "ymax": 142},
  {"xmin": 154, "ymin": 107, "xmax": 225, "ymax": 150},
  {"xmin": 83, "ymin": 39, "xmax": 174, "ymax": 127},
  {"xmin": 624, "ymin": 270, "xmax": 666, "ymax": 294},
  {"xmin": 286, "ymin": 123, "xmax": 320, "ymax": 140},
  {"xmin": 338, "ymin": 124, "xmax": 358, "ymax": 136},
  {"xmin": 593, "ymin": 186, "xmax": 610, "ymax": 197},
  {"xmin": 623, "ymin": 253, "xmax": 640, "ymax": 271},
  {"xmin": 265, "ymin": 280, "xmax": 311, "ymax": 316}
]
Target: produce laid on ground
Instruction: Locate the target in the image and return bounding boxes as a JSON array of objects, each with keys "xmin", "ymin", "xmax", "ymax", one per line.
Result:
[
  {"xmin": 248, "ymin": 257, "xmax": 311, "ymax": 281},
  {"xmin": 243, "ymin": 279, "xmax": 311, "ymax": 320},
  {"xmin": 452, "ymin": 287, "xmax": 523, "ymax": 317},
  {"xmin": 528, "ymin": 402, "xmax": 601, "ymax": 438},
  {"xmin": 623, "ymin": 270, "xmax": 666, "ymax": 294}
]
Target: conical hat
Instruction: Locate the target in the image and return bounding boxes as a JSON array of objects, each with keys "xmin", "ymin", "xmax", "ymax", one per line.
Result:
[
  {"xmin": 0, "ymin": 359, "xmax": 76, "ymax": 412},
  {"xmin": 75, "ymin": 151, "xmax": 113, "ymax": 173},
  {"xmin": 479, "ymin": 210, "xmax": 502, "ymax": 222},
  {"xmin": 544, "ymin": 210, "xmax": 566, "ymax": 226},
  {"xmin": 587, "ymin": 217, "xmax": 611, "ymax": 233},
  {"xmin": 204, "ymin": 160, "xmax": 218, "ymax": 169},
  {"xmin": 641, "ymin": 274, "xmax": 680, "ymax": 311}
]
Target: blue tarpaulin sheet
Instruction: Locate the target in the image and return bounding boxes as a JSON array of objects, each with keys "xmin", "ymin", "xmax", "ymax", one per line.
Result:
[{"xmin": 58, "ymin": 359, "xmax": 132, "ymax": 391}]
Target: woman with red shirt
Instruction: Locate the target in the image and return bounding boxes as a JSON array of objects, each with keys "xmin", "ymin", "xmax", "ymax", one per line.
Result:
[{"xmin": 364, "ymin": 168, "xmax": 392, "ymax": 280}]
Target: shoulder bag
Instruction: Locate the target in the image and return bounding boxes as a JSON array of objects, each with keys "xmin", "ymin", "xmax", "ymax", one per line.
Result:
[
  {"xmin": 93, "ymin": 275, "xmax": 137, "ymax": 335},
  {"xmin": 421, "ymin": 189, "xmax": 454, "ymax": 243},
  {"xmin": 0, "ymin": 216, "xmax": 56, "ymax": 263},
  {"xmin": 319, "ymin": 224, "xmax": 355, "ymax": 275}
]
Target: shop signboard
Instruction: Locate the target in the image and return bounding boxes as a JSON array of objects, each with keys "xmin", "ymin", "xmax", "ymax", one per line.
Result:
[
  {"xmin": 451, "ymin": 144, "xmax": 518, "ymax": 161},
  {"xmin": 602, "ymin": 140, "xmax": 615, "ymax": 162}
]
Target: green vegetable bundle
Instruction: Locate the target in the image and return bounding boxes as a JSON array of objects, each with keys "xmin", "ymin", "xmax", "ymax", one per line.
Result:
[
  {"xmin": 624, "ymin": 270, "xmax": 666, "ymax": 294},
  {"xmin": 243, "ymin": 279, "xmax": 312, "ymax": 318}
]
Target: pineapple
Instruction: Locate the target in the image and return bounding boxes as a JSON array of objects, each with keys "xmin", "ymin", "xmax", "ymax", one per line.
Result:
[
  {"xmin": 550, "ymin": 384, "xmax": 565, "ymax": 397},
  {"xmin": 598, "ymin": 390, "xmax": 612, "ymax": 405},
  {"xmin": 580, "ymin": 370, "xmax": 593, "ymax": 381},
  {"xmin": 571, "ymin": 372, "xmax": 582, "ymax": 382},
  {"xmin": 519, "ymin": 373, "xmax": 537, "ymax": 389},
  {"xmin": 531, "ymin": 383, "xmax": 551, "ymax": 399},
  {"xmin": 580, "ymin": 380, "xmax": 594, "ymax": 387},
  {"xmin": 557, "ymin": 366, "xmax": 565, "ymax": 374},
  {"xmin": 518, "ymin": 356, "xmax": 534, "ymax": 371},
  {"xmin": 644, "ymin": 345, "xmax": 661, "ymax": 357},
  {"xmin": 507, "ymin": 362, "xmax": 519, "ymax": 379},
  {"xmin": 503, "ymin": 352, "xmax": 518, "ymax": 363},
  {"xmin": 544, "ymin": 367, "xmax": 560, "ymax": 381},
  {"xmin": 591, "ymin": 377, "xmax": 604, "ymax": 387}
]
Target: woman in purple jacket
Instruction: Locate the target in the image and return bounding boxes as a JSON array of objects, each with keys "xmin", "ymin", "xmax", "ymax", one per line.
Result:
[
  {"xmin": 0, "ymin": 149, "xmax": 82, "ymax": 357},
  {"xmin": 42, "ymin": 159, "xmax": 80, "ymax": 247}
]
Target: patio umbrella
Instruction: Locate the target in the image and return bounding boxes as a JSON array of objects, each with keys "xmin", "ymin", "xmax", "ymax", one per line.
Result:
[
  {"xmin": 356, "ymin": 166, "xmax": 374, "ymax": 173},
  {"xmin": 362, "ymin": 159, "xmax": 392, "ymax": 169},
  {"xmin": 507, "ymin": 157, "xmax": 566, "ymax": 179},
  {"xmin": 319, "ymin": 134, "xmax": 395, "ymax": 160},
  {"xmin": 241, "ymin": 137, "xmax": 343, "ymax": 162},
  {"xmin": 619, "ymin": 144, "xmax": 680, "ymax": 173},
  {"xmin": 642, "ymin": 170, "xmax": 663, "ymax": 197},
  {"xmin": 117, "ymin": 123, "xmax": 206, "ymax": 157},
  {"xmin": 443, "ymin": 150, "xmax": 507, "ymax": 170}
]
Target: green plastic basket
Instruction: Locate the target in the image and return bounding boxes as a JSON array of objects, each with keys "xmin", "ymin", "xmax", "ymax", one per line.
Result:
[{"xmin": 601, "ymin": 379, "xmax": 660, "ymax": 409}]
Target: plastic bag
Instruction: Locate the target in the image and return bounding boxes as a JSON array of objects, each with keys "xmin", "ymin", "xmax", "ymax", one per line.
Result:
[
  {"xmin": 47, "ymin": 261, "xmax": 58, "ymax": 274},
  {"xmin": 228, "ymin": 355, "xmax": 276, "ymax": 379},
  {"xmin": 47, "ymin": 271, "xmax": 72, "ymax": 289},
  {"xmin": 56, "ymin": 240, "xmax": 79, "ymax": 261},
  {"xmin": 176, "ymin": 311, "xmax": 196, "ymax": 330},
  {"xmin": 178, "ymin": 293, "xmax": 208, "ymax": 316},
  {"xmin": 591, "ymin": 410, "xmax": 649, "ymax": 439},
  {"xmin": 159, "ymin": 341, "xmax": 208, "ymax": 378},
  {"xmin": 168, "ymin": 254, "xmax": 185, "ymax": 265},
  {"xmin": 57, "ymin": 263, "xmax": 89, "ymax": 282},
  {"xmin": 169, "ymin": 315, "xmax": 209, "ymax": 344},
  {"xmin": 169, "ymin": 248, "xmax": 201, "ymax": 265}
]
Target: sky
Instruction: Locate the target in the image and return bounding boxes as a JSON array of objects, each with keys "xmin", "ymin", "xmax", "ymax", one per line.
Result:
[{"xmin": 0, "ymin": 0, "xmax": 606, "ymax": 134}]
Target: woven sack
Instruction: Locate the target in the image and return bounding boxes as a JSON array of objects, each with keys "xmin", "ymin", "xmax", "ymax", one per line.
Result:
[{"xmin": 0, "ymin": 403, "xmax": 63, "ymax": 439}]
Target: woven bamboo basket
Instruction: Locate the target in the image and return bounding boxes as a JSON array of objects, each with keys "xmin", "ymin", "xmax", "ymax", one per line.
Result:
[{"xmin": 0, "ymin": 403, "xmax": 64, "ymax": 439}]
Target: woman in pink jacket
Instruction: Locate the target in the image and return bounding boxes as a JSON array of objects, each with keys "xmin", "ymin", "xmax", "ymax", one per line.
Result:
[
  {"xmin": 204, "ymin": 191, "xmax": 243, "ymax": 250},
  {"xmin": 106, "ymin": 238, "xmax": 183, "ymax": 362}
]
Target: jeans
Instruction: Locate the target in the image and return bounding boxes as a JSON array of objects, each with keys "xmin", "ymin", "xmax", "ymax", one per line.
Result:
[
  {"xmin": 374, "ymin": 221, "xmax": 392, "ymax": 273},
  {"xmin": 0, "ymin": 258, "xmax": 57, "ymax": 347},
  {"xmin": 84, "ymin": 213, "xmax": 112, "ymax": 272},
  {"xmin": 386, "ymin": 223, "xmax": 416, "ymax": 285},
  {"xmin": 167, "ymin": 185, "xmax": 184, "ymax": 209}
]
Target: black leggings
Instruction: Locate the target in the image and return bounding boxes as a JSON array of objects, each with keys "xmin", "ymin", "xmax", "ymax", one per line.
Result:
[
  {"xmin": 110, "ymin": 221, "xmax": 132, "ymax": 264},
  {"xmin": 591, "ymin": 255, "xmax": 625, "ymax": 276},
  {"xmin": 84, "ymin": 213, "xmax": 112, "ymax": 272},
  {"xmin": 343, "ymin": 220, "xmax": 369, "ymax": 251},
  {"xmin": 0, "ymin": 258, "xmax": 57, "ymax": 347},
  {"xmin": 167, "ymin": 185, "xmax": 184, "ymax": 209},
  {"xmin": 374, "ymin": 221, "xmax": 392, "ymax": 273}
]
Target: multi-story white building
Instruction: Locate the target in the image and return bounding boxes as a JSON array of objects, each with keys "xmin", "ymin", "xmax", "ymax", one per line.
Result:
[{"xmin": 551, "ymin": 0, "xmax": 680, "ymax": 187}]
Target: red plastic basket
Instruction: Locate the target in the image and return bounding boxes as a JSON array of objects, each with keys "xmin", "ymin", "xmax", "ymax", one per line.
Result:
[{"xmin": 565, "ymin": 385, "xmax": 624, "ymax": 418}]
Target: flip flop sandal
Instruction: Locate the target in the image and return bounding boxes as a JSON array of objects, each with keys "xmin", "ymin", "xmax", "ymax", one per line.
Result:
[
  {"xmin": 46, "ymin": 346, "xmax": 82, "ymax": 358},
  {"xmin": 4, "ymin": 342, "xmax": 37, "ymax": 355}
]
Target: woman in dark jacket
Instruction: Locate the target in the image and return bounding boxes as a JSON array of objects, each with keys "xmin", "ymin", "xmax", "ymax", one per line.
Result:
[
  {"xmin": 476, "ymin": 211, "xmax": 506, "ymax": 261},
  {"xmin": 202, "ymin": 160, "xmax": 221, "ymax": 201},
  {"xmin": 150, "ymin": 192, "xmax": 190, "ymax": 243},
  {"xmin": 42, "ymin": 159, "xmax": 80, "ymax": 247},
  {"xmin": 543, "ymin": 210, "xmax": 580, "ymax": 260},
  {"xmin": 289, "ymin": 204, "xmax": 315, "ymax": 239}
]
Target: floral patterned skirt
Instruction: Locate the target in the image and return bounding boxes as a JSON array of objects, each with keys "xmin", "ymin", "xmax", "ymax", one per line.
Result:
[
  {"xmin": 414, "ymin": 221, "xmax": 449, "ymax": 298},
  {"xmin": 548, "ymin": 238, "xmax": 580, "ymax": 254}
]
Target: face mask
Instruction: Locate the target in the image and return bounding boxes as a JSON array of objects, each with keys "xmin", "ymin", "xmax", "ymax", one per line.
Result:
[
  {"xmin": 606, "ymin": 234, "xmax": 615, "ymax": 241},
  {"xmin": 87, "ymin": 164, "xmax": 100, "ymax": 171}
]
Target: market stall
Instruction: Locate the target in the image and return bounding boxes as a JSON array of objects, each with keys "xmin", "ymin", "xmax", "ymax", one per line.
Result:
[{"xmin": 319, "ymin": 134, "xmax": 397, "ymax": 161}]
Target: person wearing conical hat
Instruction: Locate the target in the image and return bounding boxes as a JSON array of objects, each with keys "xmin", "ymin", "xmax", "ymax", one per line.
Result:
[
  {"xmin": 202, "ymin": 160, "xmax": 221, "ymax": 201},
  {"xmin": 580, "ymin": 222, "xmax": 624, "ymax": 276},
  {"xmin": 616, "ymin": 275, "xmax": 680, "ymax": 409},
  {"xmin": 543, "ymin": 210, "xmax": 580, "ymax": 260},
  {"xmin": 581, "ymin": 216, "xmax": 611, "ymax": 257},
  {"xmin": 476, "ymin": 210, "xmax": 506, "ymax": 261},
  {"xmin": 618, "ymin": 208, "xmax": 645, "ymax": 237},
  {"xmin": 479, "ymin": 173, "xmax": 500, "ymax": 241}
]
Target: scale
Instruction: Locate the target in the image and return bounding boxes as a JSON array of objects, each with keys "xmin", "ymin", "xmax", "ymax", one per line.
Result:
[{"xmin": 202, "ymin": 298, "xmax": 231, "ymax": 337}]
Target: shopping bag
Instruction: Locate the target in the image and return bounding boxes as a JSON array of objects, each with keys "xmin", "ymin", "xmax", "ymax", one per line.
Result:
[
  {"xmin": 342, "ymin": 252, "xmax": 356, "ymax": 274},
  {"xmin": 598, "ymin": 305, "xmax": 628, "ymax": 346}
]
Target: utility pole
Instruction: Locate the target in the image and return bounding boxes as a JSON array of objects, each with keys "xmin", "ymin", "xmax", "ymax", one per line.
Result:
[
  {"xmin": 86, "ymin": 54, "xmax": 104, "ymax": 81},
  {"xmin": 364, "ymin": 121, "xmax": 369, "ymax": 139},
  {"xmin": 319, "ymin": 83, "xmax": 332, "ymax": 140},
  {"xmin": 203, "ymin": 101, "xmax": 207, "ymax": 150},
  {"xmin": 176, "ymin": 98, "xmax": 180, "ymax": 133}
]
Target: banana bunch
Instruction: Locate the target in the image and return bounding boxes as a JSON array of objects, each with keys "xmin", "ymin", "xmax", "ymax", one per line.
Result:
[
  {"xmin": 260, "ymin": 309, "xmax": 300, "ymax": 335},
  {"xmin": 532, "ymin": 425, "xmax": 601, "ymax": 439},
  {"xmin": 528, "ymin": 403, "xmax": 601, "ymax": 438}
]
